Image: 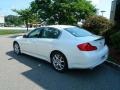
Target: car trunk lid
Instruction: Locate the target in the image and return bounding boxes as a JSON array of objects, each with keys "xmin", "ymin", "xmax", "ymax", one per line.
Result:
[{"xmin": 76, "ymin": 35, "xmax": 105, "ymax": 51}]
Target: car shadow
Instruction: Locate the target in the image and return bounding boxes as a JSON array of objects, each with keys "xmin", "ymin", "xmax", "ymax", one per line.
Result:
[{"xmin": 6, "ymin": 51, "xmax": 120, "ymax": 90}]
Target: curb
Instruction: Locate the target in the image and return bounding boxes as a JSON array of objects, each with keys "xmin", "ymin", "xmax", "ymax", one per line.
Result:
[{"xmin": 105, "ymin": 61, "xmax": 120, "ymax": 71}]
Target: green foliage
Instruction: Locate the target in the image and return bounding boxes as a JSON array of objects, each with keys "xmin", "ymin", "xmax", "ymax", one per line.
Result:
[
  {"xmin": 110, "ymin": 31, "xmax": 120, "ymax": 50},
  {"xmin": 30, "ymin": 0, "xmax": 96, "ymax": 24},
  {"xmin": 5, "ymin": 15, "xmax": 23, "ymax": 26},
  {"xmin": 13, "ymin": 8, "xmax": 39, "ymax": 31},
  {"xmin": 13, "ymin": 9, "xmax": 32, "ymax": 23},
  {"xmin": 83, "ymin": 16, "xmax": 112, "ymax": 35}
]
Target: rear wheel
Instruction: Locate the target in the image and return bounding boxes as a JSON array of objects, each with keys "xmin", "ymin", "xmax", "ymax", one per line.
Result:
[
  {"xmin": 13, "ymin": 42, "xmax": 21, "ymax": 55},
  {"xmin": 51, "ymin": 52, "xmax": 68, "ymax": 72}
]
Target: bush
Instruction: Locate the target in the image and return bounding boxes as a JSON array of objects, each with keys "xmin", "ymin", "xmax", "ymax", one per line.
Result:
[
  {"xmin": 83, "ymin": 15, "xmax": 112, "ymax": 35},
  {"xmin": 110, "ymin": 31, "xmax": 120, "ymax": 50}
]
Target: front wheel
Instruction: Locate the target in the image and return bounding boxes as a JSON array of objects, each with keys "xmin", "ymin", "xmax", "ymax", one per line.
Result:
[
  {"xmin": 13, "ymin": 42, "xmax": 21, "ymax": 55},
  {"xmin": 51, "ymin": 52, "xmax": 68, "ymax": 72}
]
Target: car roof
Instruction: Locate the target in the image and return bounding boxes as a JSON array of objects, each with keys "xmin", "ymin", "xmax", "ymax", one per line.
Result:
[{"xmin": 42, "ymin": 25, "xmax": 75, "ymax": 30}]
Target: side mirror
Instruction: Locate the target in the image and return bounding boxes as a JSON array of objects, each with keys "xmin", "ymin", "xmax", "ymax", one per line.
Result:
[{"xmin": 23, "ymin": 34, "xmax": 28, "ymax": 38}]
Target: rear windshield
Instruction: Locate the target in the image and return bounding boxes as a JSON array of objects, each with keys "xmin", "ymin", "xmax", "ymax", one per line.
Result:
[{"xmin": 64, "ymin": 27, "xmax": 92, "ymax": 37}]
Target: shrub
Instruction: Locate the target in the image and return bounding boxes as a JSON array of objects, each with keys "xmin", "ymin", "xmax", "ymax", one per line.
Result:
[
  {"xmin": 110, "ymin": 31, "xmax": 120, "ymax": 50},
  {"xmin": 83, "ymin": 15, "xmax": 112, "ymax": 35}
]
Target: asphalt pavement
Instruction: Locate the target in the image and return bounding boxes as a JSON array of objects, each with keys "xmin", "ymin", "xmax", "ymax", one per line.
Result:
[{"xmin": 0, "ymin": 35, "xmax": 120, "ymax": 90}]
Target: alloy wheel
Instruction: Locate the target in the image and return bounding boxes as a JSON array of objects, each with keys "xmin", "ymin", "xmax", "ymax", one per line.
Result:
[{"xmin": 51, "ymin": 53, "xmax": 67, "ymax": 72}]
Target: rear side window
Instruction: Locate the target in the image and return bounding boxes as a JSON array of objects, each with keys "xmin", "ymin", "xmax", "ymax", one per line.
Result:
[
  {"xmin": 41, "ymin": 27, "xmax": 61, "ymax": 39},
  {"xmin": 64, "ymin": 27, "xmax": 92, "ymax": 37}
]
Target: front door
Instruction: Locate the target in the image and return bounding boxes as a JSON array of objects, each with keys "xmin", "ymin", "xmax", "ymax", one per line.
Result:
[{"xmin": 22, "ymin": 28, "xmax": 42, "ymax": 55}]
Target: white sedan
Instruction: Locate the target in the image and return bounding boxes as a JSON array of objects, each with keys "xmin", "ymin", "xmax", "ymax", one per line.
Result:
[{"xmin": 13, "ymin": 25, "xmax": 109, "ymax": 72}]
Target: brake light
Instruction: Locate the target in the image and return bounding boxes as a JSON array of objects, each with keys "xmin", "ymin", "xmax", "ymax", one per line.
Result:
[{"xmin": 77, "ymin": 43, "xmax": 97, "ymax": 51}]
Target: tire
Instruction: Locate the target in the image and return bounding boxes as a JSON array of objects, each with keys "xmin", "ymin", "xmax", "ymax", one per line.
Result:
[
  {"xmin": 51, "ymin": 52, "xmax": 68, "ymax": 72},
  {"xmin": 13, "ymin": 42, "xmax": 21, "ymax": 55}
]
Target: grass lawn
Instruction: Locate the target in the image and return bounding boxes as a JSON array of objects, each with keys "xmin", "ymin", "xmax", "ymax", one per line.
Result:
[{"xmin": 0, "ymin": 30, "xmax": 26, "ymax": 35}]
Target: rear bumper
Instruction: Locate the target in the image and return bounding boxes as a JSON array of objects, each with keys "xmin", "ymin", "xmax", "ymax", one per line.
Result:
[{"xmin": 68, "ymin": 45, "xmax": 109, "ymax": 69}]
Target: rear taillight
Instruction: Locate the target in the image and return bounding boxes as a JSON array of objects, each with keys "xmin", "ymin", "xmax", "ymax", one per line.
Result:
[{"xmin": 77, "ymin": 43, "xmax": 97, "ymax": 51}]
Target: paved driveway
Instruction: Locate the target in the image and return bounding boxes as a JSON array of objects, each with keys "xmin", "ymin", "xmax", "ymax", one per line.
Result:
[{"xmin": 0, "ymin": 35, "xmax": 120, "ymax": 90}]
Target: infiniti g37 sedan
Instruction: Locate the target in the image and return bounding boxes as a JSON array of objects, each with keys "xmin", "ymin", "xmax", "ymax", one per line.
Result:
[{"xmin": 13, "ymin": 25, "xmax": 109, "ymax": 72}]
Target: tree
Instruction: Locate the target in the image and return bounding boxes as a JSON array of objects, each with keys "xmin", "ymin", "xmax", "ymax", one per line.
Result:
[
  {"xmin": 13, "ymin": 9, "xmax": 36, "ymax": 31},
  {"xmin": 5, "ymin": 15, "xmax": 23, "ymax": 26},
  {"xmin": 30, "ymin": 0, "xmax": 96, "ymax": 25},
  {"xmin": 30, "ymin": 0, "xmax": 53, "ymax": 24}
]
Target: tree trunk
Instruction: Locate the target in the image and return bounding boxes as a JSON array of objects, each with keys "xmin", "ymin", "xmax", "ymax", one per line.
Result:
[
  {"xmin": 27, "ymin": 23, "xmax": 28, "ymax": 32},
  {"xmin": 25, "ymin": 20, "xmax": 29, "ymax": 32}
]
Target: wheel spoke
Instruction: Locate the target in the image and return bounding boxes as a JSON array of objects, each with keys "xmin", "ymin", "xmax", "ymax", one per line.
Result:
[
  {"xmin": 52, "ymin": 54, "xmax": 65, "ymax": 71},
  {"xmin": 14, "ymin": 43, "xmax": 20, "ymax": 54},
  {"xmin": 59, "ymin": 64, "xmax": 64, "ymax": 69}
]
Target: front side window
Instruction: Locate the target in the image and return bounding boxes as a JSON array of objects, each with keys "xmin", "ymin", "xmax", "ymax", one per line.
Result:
[
  {"xmin": 64, "ymin": 26, "xmax": 92, "ymax": 37},
  {"xmin": 27, "ymin": 28, "xmax": 42, "ymax": 38},
  {"xmin": 41, "ymin": 27, "xmax": 60, "ymax": 39}
]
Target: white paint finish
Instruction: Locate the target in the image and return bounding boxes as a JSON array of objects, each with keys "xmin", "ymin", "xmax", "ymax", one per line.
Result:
[{"xmin": 14, "ymin": 25, "xmax": 109, "ymax": 69}]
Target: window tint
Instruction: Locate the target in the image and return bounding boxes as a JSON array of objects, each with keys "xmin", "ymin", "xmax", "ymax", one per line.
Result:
[
  {"xmin": 28, "ymin": 28, "xmax": 41, "ymax": 38},
  {"xmin": 64, "ymin": 27, "xmax": 92, "ymax": 37},
  {"xmin": 41, "ymin": 27, "xmax": 60, "ymax": 39}
]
